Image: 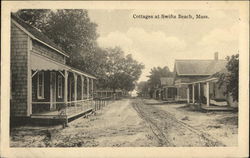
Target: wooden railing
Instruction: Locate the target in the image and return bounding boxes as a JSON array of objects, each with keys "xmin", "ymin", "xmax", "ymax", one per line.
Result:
[
  {"xmin": 31, "ymin": 97, "xmax": 114, "ymax": 116},
  {"xmin": 93, "ymin": 97, "xmax": 113, "ymax": 111}
]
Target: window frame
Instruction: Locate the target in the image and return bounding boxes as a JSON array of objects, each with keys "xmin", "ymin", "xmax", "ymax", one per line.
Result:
[
  {"xmin": 57, "ymin": 75, "xmax": 63, "ymax": 98},
  {"xmin": 37, "ymin": 71, "xmax": 44, "ymax": 99}
]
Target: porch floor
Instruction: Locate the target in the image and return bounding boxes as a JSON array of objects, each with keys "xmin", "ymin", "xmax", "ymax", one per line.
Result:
[
  {"xmin": 30, "ymin": 105, "xmax": 93, "ymax": 120},
  {"xmin": 201, "ymin": 104, "xmax": 237, "ymax": 112}
]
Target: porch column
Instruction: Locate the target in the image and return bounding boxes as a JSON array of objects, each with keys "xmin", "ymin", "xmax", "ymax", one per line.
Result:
[
  {"xmin": 176, "ymin": 87, "xmax": 179, "ymax": 100},
  {"xmin": 198, "ymin": 83, "xmax": 201, "ymax": 103},
  {"xmin": 187, "ymin": 86, "xmax": 190, "ymax": 103},
  {"xmin": 206, "ymin": 82, "xmax": 210, "ymax": 106},
  {"xmin": 64, "ymin": 71, "xmax": 68, "ymax": 104},
  {"xmin": 192, "ymin": 84, "xmax": 195, "ymax": 103},
  {"xmin": 91, "ymin": 78, "xmax": 94, "ymax": 98},
  {"xmin": 87, "ymin": 77, "xmax": 90, "ymax": 99},
  {"xmin": 165, "ymin": 88, "xmax": 168, "ymax": 100},
  {"xmin": 81, "ymin": 76, "xmax": 84, "ymax": 100},
  {"xmin": 73, "ymin": 73, "xmax": 77, "ymax": 105}
]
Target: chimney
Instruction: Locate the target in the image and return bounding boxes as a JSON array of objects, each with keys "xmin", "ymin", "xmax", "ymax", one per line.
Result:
[{"xmin": 214, "ymin": 52, "xmax": 218, "ymax": 60}]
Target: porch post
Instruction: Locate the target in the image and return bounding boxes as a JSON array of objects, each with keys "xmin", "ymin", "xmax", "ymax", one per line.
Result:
[
  {"xmin": 91, "ymin": 79, "xmax": 94, "ymax": 98},
  {"xmin": 165, "ymin": 88, "xmax": 168, "ymax": 100},
  {"xmin": 206, "ymin": 82, "xmax": 210, "ymax": 106},
  {"xmin": 64, "ymin": 70, "xmax": 69, "ymax": 126},
  {"xmin": 81, "ymin": 76, "xmax": 84, "ymax": 100},
  {"xmin": 192, "ymin": 84, "xmax": 195, "ymax": 103},
  {"xmin": 64, "ymin": 71, "xmax": 68, "ymax": 104},
  {"xmin": 64, "ymin": 71, "xmax": 68, "ymax": 124},
  {"xmin": 27, "ymin": 36, "xmax": 32, "ymax": 116},
  {"xmin": 176, "ymin": 87, "xmax": 179, "ymax": 100},
  {"xmin": 187, "ymin": 86, "xmax": 190, "ymax": 103},
  {"xmin": 73, "ymin": 73, "xmax": 77, "ymax": 106},
  {"xmin": 87, "ymin": 77, "xmax": 89, "ymax": 99},
  {"xmin": 198, "ymin": 83, "xmax": 201, "ymax": 103}
]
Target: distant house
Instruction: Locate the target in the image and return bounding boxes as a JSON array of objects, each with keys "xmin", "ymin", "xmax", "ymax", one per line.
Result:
[
  {"xmin": 94, "ymin": 89, "xmax": 127, "ymax": 99},
  {"xmin": 152, "ymin": 84, "xmax": 161, "ymax": 100},
  {"xmin": 173, "ymin": 52, "xmax": 237, "ymax": 107},
  {"xmin": 10, "ymin": 14, "xmax": 96, "ymax": 122},
  {"xmin": 160, "ymin": 77, "xmax": 177, "ymax": 101}
]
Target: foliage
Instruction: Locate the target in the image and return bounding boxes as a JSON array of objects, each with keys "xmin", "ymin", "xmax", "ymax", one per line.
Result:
[
  {"xmin": 16, "ymin": 9, "xmax": 51, "ymax": 28},
  {"xmin": 146, "ymin": 66, "xmax": 173, "ymax": 98},
  {"xmin": 99, "ymin": 47, "xmax": 144, "ymax": 91},
  {"xmin": 147, "ymin": 66, "xmax": 173, "ymax": 88},
  {"xmin": 136, "ymin": 81, "xmax": 150, "ymax": 96},
  {"xmin": 16, "ymin": 9, "xmax": 98, "ymax": 54},
  {"xmin": 15, "ymin": 10, "xmax": 144, "ymax": 91},
  {"xmin": 218, "ymin": 54, "xmax": 239, "ymax": 101}
]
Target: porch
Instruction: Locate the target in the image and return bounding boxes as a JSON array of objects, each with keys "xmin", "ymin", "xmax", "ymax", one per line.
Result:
[
  {"xmin": 29, "ymin": 52, "xmax": 97, "ymax": 122},
  {"xmin": 185, "ymin": 77, "xmax": 237, "ymax": 110},
  {"xmin": 30, "ymin": 99, "xmax": 93, "ymax": 119},
  {"xmin": 162, "ymin": 86, "xmax": 177, "ymax": 101}
]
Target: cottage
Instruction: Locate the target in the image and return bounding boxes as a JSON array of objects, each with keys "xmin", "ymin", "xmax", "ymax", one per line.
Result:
[
  {"xmin": 10, "ymin": 14, "xmax": 96, "ymax": 123},
  {"xmin": 174, "ymin": 52, "xmax": 237, "ymax": 108},
  {"xmin": 160, "ymin": 77, "xmax": 177, "ymax": 101}
]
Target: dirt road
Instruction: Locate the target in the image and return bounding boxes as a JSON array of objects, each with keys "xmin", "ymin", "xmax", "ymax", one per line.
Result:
[
  {"xmin": 11, "ymin": 98, "xmax": 236, "ymax": 147},
  {"xmin": 133, "ymin": 99, "xmax": 226, "ymax": 147},
  {"xmin": 11, "ymin": 99, "xmax": 158, "ymax": 147}
]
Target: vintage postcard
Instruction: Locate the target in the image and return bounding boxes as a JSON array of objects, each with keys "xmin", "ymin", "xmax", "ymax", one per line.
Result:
[{"xmin": 1, "ymin": 1, "xmax": 249, "ymax": 158}]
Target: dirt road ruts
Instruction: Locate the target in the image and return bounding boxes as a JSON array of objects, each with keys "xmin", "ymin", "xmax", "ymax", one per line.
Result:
[{"xmin": 132, "ymin": 99, "xmax": 225, "ymax": 147}]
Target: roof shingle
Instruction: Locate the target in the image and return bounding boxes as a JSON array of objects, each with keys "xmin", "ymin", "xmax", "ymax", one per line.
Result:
[
  {"xmin": 175, "ymin": 59, "xmax": 227, "ymax": 76},
  {"xmin": 11, "ymin": 13, "xmax": 69, "ymax": 57}
]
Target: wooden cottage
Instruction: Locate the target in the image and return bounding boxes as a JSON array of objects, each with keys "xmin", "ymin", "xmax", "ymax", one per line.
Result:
[
  {"xmin": 174, "ymin": 53, "xmax": 237, "ymax": 108},
  {"xmin": 160, "ymin": 77, "xmax": 177, "ymax": 101},
  {"xmin": 185, "ymin": 69, "xmax": 238, "ymax": 108},
  {"xmin": 10, "ymin": 14, "xmax": 97, "ymax": 123}
]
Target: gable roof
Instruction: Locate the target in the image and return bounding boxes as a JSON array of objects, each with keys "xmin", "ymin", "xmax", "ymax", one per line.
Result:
[
  {"xmin": 160, "ymin": 77, "xmax": 174, "ymax": 86},
  {"xmin": 11, "ymin": 13, "xmax": 69, "ymax": 57},
  {"xmin": 174, "ymin": 59, "xmax": 227, "ymax": 76}
]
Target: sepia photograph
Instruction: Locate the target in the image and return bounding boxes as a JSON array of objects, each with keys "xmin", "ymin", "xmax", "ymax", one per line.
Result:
[{"xmin": 1, "ymin": 1, "xmax": 249, "ymax": 158}]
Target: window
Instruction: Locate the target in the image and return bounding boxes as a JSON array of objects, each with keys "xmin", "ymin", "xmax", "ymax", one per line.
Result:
[
  {"xmin": 37, "ymin": 72, "xmax": 44, "ymax": 99},
  {"xmin": 58, "ymin": 75, "xmax": 63, "ymax": 98}
]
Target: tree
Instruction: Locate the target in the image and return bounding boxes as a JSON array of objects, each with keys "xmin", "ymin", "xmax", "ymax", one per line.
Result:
[
  {"xmin": 100, "ymin": 47, "xmax": 144, "ymax": 92},
  {"xmin": 147, "ymin": 66, "xmax": 173, "ymax": 88},
  {"xmin": 16, "ymin": 9, "xmax": 50, "ymax": 28},
  {"xmin": 136, "ymin": 81, "xmax": 150, "ymax": 96},
  {"xmin": 16, "ymin": 9, "xmax": 98, "ymax": 74},
  {"xmin": 147, "ymin": 66, "xmax": 173, "ymax": 98},
  {"xmin": 218, "ymin": 54, "xmax": 239, "ymax": 102},
  {"xmin": 15, "ymin": 10, "xmax": 144, "ymax": 92}
]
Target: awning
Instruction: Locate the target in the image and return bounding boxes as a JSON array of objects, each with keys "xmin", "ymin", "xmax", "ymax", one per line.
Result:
[
  {"xmin": 30, "ymin": 53, "xmax": 69, "ymax": 71},
  {"xmin": 30, "ymin": 52, "xmax": 97, "ymax": 79}
]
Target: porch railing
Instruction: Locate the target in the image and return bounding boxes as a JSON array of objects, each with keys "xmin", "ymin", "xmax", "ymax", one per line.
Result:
[{"xmin": 31, "ymin": 97, "xmax": 114, "ymax": 117}]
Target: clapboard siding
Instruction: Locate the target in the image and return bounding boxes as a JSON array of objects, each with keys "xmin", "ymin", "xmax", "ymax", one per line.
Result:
[{"xmin": 11, "ymin": 22, "xmax": 28, "ymax": 117}]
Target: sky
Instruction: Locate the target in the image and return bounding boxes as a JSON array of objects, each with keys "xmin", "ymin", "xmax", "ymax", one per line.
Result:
[{"xmin": 89, "ymin": 9, "xmax": 239, "ymax": 82}]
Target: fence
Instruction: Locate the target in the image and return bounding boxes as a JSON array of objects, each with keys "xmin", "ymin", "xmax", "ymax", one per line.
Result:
[{"xmin": 93, "ymin": 97, "xmax": 113, "ymax": 111}]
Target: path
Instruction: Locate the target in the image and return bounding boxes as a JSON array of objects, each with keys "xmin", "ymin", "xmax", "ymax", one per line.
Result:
[{"xmin": 10, "ymin": 98, "xmax": 237, "ymax": 147}]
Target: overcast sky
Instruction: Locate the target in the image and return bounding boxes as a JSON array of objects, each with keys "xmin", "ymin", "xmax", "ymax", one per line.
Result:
[{"xmin": 88, "ymin": 9, "xmax": 239, "ymax": 82}]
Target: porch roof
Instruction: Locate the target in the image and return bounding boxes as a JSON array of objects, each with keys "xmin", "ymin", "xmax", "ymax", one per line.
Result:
[{"xmin": 31, "ymin": 53, "xmax": 96, "ymax": 79}]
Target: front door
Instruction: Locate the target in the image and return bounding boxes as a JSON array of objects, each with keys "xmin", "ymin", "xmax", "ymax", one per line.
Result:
[{"xmin": 50, "ymin": 72, "xmax": 57, "ymax": 110}]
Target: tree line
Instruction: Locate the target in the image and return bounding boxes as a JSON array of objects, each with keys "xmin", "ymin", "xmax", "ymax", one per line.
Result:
[
  {"xmin": 15, "ymin": 9, "xmax": 144, "ymax": 92},
  {"xmin": 137, "ymin": 66, "xmax": 173, "ymax": 98}
]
